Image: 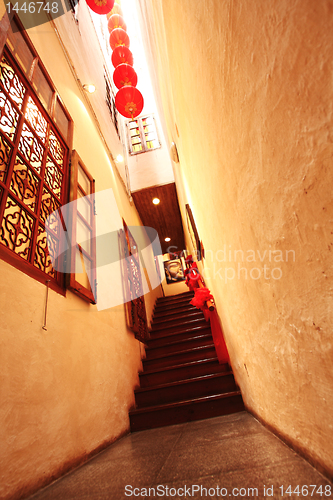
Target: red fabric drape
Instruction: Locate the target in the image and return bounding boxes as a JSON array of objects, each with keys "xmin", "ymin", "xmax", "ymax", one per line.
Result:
[
  {"xmin": 208, "ymin": 309, "xmax": 229, "ymax": 364},
  {"xmin": 190, "ymin": 288, "xmax": 229, "ymax": 364},
  {"xmin": 185, "ymin": 262, "xmax": 201, "ymax": 291},
  {"xmin": 185, "ymin": 258, "xmax": 229, "ymax": 364}
]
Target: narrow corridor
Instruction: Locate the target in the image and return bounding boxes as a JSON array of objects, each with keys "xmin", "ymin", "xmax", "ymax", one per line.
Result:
[{"xmin": 28, "ymin": 412, "xmax": 331, "ymax": 499}]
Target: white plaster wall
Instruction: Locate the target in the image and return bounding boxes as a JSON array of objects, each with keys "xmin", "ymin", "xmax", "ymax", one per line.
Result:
[{"xmin": 139, "ymin": 0, "xmax": 333, "ymax": 477}]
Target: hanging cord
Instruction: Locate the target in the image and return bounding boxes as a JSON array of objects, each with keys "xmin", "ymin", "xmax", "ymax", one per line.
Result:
[{"xmin": 42, "ymin": 280, "xmax": 51, "ymax": 331}]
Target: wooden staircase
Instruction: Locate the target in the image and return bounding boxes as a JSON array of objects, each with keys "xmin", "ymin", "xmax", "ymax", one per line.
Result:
[{"xmin": 129, "ymin": 291, "xmax": 244, "ymax": 432}]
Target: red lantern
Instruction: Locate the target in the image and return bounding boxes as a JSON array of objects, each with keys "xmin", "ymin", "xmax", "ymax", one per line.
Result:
[
  {"xmin": 113, "ymin": 64, "xmax": 137, "ymax": 89},
  {"xmin": 86, "ymin": 0, "xmax": 114, "ymax": 15},
  {"xmin": 106, "ymin": 3, "xmax": 122, "ymax": 18},
  {"xmin": 115, "ymin": 86, "xmax": 144, "ymax": 119},
  {"xmin": 108, "ymin": 14, "xmax": 126, "ymax": 32},
  {"xmin": 109, "ymin": 28, "xmax": 130, "ymax": 50},
  {"xmin": 111, "ymin": 46, "xmax": 134, "ymax": 68}
]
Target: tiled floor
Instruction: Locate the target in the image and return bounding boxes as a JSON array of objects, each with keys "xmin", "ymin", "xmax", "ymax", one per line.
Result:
[{"xmin": 28, "ymin": 412, "xmax": 332, "ymax": 499}]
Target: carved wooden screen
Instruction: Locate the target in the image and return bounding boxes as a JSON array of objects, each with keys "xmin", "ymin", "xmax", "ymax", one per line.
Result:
[
  {"xmin": 0, "ymin": 44, "xmax": 69, "ymax": 291},
  {"xmin": 120, "ymin": 220, "xmax": 149, "ymax": 343}
]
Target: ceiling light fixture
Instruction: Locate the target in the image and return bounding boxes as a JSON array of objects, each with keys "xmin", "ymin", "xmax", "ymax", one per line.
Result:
[
  {"xmin": 165, "ymin": 237, "xmax": 171, "ymax": 242},
  {"xmin": 83, "ymin": 84, "xmax": 96, "ymax": 94},
  {"xmin": 152, "ymin": 198, "xmax": 160, "ymax": 205},
  {"xmin": 116, "ymin": 154, "xmax": 123, "ymax": 162}
]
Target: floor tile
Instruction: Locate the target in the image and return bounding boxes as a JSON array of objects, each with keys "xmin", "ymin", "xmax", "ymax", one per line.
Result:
[{"xmin": 28, "ymin": 413, "xmax": 332, "ymax": 500}]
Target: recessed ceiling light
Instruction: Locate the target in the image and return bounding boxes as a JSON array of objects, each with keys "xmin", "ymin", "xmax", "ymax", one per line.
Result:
[
  {"xmin": 116, "ymin": 154, "xmax": 123, "ymax": 162},
  {"xmin": 152, "ymin": 198, "xmax": 160, "ymax": 205},
  {"xmin": 165, "ymin": 237, "xmax": 171, "ymax": 242},
  {"xmin": 83, "ymin": 84, "xmax": 96, "ymax": 93}
]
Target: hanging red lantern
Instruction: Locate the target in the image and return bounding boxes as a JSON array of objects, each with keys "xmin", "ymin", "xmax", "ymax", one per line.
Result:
[
  {"xmin": 108, "ymin": 14, "xmax": 126, "ymax": 32},
  {"xmin": 111, "ymin": 46, "xmax": 134, "ymax": 68},
  {"xmin": 86, "ymin": 0, "xmax": 114, "ymax": 15},
  {"xmin": 109, "ymin": 28, "xmax": 130, "ymax": 50},
  {"xmin": 115, "ymin": 86, "xmax": 144, "ymax": 119},
  {"xmin": 113, "ymin": 64, "xmax": 137, "ymax": 89},
  {"xmin": 106, "ymin": 3, "xmax": 122, "ymax": 18}
]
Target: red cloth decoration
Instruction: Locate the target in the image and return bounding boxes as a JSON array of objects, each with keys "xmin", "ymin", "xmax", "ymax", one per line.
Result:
[
  {"xmin": 113, "ymin": 63, "xmax": 137, "ymax": 89},
  {"xmin": 190, "ymin": 287, "xmax": 213, "ymax": 309},
  {"xmin": 185, "ymin": 267, "xmax": 200, "ymax": 291},
  {"xmin": 185, "ymin": 254, "xmax": 193, "ymax": 266},
  {"xmin": 190, "ymin": 287, "xmax": 230, "ymax": 364},
  {"xmin": 108, "ymin": 14, "xmax": 127, "ymax": 32},
  {"xmin": 115, "ymin": 86, "xmax": 144, "ymax": 118},
  {"xmin": 111, "ymin": 46, "xmax": 134, "ymax": 68},
  {"xmin": 109, "ymin": 28, "xmax": 130, "ymax": 50},
  {"xmin": 86, "ymin": 0, "xmax": 114, "ymax": 15}
]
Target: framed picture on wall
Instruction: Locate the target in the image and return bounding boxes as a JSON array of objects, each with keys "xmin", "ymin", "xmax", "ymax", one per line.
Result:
[
  {"xmin": 185, "ymin": 204, "xmax": 202, "ymax": 261},
  {"xmin": 164, "ymin": 258, "xmax": 186, "ymax": 284}
]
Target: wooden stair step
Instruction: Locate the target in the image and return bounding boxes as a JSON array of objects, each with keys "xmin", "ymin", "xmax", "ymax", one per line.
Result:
[
  {"xmin": 135, "ymin": 372, "xmax": 237, "ymax": 407},
  {"xmin": 151, "ymin": 312, "xmax": 204, "ymax": 331},
  {"xmin": 151, "ymin": 317, "xmax": 207, "ymax": 334},
  {"xmin": 142, "ymin": 344, "xmax": 216, "ymax": 370},
  {"xmin": 139, "ymin": 359, "xmax": 230, "ymax": 388},
  {"xmin": 154, "ymin": 297, "xmax": 194, "ymax": 312},
  {"xmin": 153, "ymin": 304, "xmax": 197, "ymax": 320},
  {"xmin": 150, "ymin": 323, "xmax": 210, "ymax": 340},
  {"xmin": 156, "ymin": 292, "xmax": 194, "ymax": 304},
  {"xmin": 145, "ymin": 333, "xmax": 214, "ymax": 359},
  {"xmin": 130, "ymin": 392, "xmax": 245, "ymax": 432},
  {"xmin": 147, "ymin": 326, "xmax": 211, "ymax": 347},
  {"xmin": 152, "ymin": 310, "xmax": 202, "ymax": 326},
  {"xmin": 129, "ymin": 293, "xmax": 244, "ymax": 432}
]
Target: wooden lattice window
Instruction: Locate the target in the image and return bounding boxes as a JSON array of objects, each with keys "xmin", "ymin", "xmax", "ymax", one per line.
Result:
[
  {"xmin": 119, "ymin": 220, "xmax": 148, "ymax": 343},
  {"xmin": 127, "ymin": 115, "xmax": 160, "ymax": 155},
  {"xmin": 0, "ymin": 19, "xmax": 72, "ymax": 292}
]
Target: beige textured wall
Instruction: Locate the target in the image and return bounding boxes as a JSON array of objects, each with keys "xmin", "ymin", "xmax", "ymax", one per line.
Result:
[
  {"xmin": 140, "ymin": 0, "xmax": 333, "ymax": 476},
  {"xmin": 0, "ymin": 10, "xmax": 161, "ymax": 500}
]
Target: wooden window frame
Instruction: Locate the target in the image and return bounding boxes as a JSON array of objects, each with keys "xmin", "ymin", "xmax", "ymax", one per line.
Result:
[
  {"xmin": 66, "ymin": 0, "xmax": 79, "ymax": 21},
  {"xmin": 5, "ymin": 16, "xmax": 73, "ymax": 145},
  {"xmin": 126, "ymin": 114, "xmax": 161, "ymax": 155},
  {"xmin": 104, "ymin": 68, "xmax": 120, "ymax": 138},
  {"xmin": 0, "ymin": 13, "xmax": 74, "ymax": 295},
  {"xmin": 67, "ymin": 150, "xmax": 96, "ymax": 304}
]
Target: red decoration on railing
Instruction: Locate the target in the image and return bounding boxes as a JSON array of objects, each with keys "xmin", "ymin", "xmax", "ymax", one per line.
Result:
[
  {"xmin": 115, "ymin": 86, "xmax": 144, "ymax": 118},
  {"xmin": 188, "ymin": 279, "xmax": 230, "ymax": 364},
  {"xmin": 113, "ymin": 63, "xmax": 137, "ymax": 89},
  {"xmin": 190, "ymin": 287, "xmax": 214, "ymax": 310},
  {"xmin": 108, "ymin": 14, "xmax": 127, "ymax": 32},
  {"xmin": 111, "ymin": 46, "xmax": 134, "ymax": 68},
  {"xmin": 86, "ymin": 0, "xmax": 114, "ymax": 15},
  {"xmin": 109, "ymin": 28, "xmax": 130, "ymax": 50},
  {"xmin": 184, "ymin": 262, "xmax": 200, "ymax": 291},
  {"xmin": 185, "ymin": 254, "xmax": 194, "ymax": 265}
]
